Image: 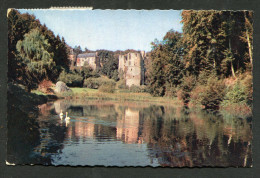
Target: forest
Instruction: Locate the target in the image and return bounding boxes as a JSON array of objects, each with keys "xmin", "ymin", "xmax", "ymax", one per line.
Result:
[
  {"xmin": 147, "ymin": 10, "xmax": 253, "ymax": 111},
  {"xmin": 8, "ymin": 9, "xmax": 253, "ymax": 112}
]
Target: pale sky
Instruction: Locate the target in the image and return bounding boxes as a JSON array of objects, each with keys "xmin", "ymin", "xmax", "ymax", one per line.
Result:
[{"xmin": 18, "ymin": 9, "xmax": 183, "ymax": 52}]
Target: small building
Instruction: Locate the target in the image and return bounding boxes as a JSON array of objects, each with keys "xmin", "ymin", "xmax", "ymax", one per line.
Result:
[{"xmin": 76, "ymin": 52, "xmax": 100, "ymax": 70}]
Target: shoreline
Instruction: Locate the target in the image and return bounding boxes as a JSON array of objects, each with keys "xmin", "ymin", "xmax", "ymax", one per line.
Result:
[{"xmin": 51, "ymin": 87, "xmax": 252, "ymax": 118}]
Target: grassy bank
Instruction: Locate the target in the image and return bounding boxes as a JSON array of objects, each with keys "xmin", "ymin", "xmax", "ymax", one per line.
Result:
[
  {"xmin": 59, "ymin": 87, "xmax": 183, "ymax": 105},
  {"xmin": 30, "ymin": 85, "xmax": 252, "ymax": 117}
]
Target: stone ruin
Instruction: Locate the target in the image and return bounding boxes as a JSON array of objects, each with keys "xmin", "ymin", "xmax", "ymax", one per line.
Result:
[{"xmin": 118, "ymin": 51, "xmax": 145, "ymax": 87}]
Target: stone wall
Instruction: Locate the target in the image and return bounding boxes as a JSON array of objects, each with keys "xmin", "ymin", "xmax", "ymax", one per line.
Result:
[
  {"xmin": 118, "ymin": 52, "xmax": 145, "ymax": 87},
  {"xmin": 76, "ymin": 52, "xmax": 100, "ymax": 70}
]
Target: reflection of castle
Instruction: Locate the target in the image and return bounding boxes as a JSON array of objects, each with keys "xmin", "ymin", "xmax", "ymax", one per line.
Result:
[
  {"xmin": 67, "ymin": 122, "xmax": 95, "ymax": 139},
  {"xmin": 51, "ymin": 100, "xmax": 252, "ymax": 167},
  {"xmin": 116, "ymin": 108, "xmax": 141, "ymax": 144},
  {"xmin": 118, "ymin": 52, "xmax": 145, "ymax": 87}
]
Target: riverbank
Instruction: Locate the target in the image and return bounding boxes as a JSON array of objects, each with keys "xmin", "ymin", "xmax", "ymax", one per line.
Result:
[
  {"xmin": 53, "ymin": 87, "xmax": 252, "ymax": 118},
  {"xmin": 61, "ymin": 87, "xmax": 183, "ymax": 105},
  {"xmin": 28, "ymin": 85, "xmax": 252, "ymax": 118},
  {"xmin": 8, "ymin": 83, "xmax": 58, "ymax": 117}
]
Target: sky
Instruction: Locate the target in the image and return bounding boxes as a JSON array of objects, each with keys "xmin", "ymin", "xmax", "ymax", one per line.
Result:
[{"xmin": 18, "ymin": 9, "xmax": 183, "ymax": 52}]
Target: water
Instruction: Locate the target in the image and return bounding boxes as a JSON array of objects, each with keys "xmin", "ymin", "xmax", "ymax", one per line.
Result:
[{"xmin": 7, "ymin": 99, "xmax": 252, "ymax": 167}]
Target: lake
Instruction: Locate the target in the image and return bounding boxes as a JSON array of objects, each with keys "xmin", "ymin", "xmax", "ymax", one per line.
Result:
[{"xmin": 7, "ymin": 99, "xmax": 252, "ymax": 167}]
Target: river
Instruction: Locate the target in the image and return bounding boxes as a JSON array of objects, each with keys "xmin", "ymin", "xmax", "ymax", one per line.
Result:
[{"xmin": 7, "ymin": 99, "xmax": 252, "ymax": 167}]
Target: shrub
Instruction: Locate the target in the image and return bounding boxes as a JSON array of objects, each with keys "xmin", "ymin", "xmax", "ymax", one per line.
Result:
[
  {"xmin": 241, "ymin": 72, "xmax": 253, "ymax": 105},
  {"xmin": 190, "ymin": 85, "xmax": 207, "ymax": 105},
  {"xmin": 98, "ymin": 83, "xmax": 115, "ymax": 93},
  {"xmin": 200, "ymin": 77, "xmax": 226, "ymax": 109},
  {"xmin": 117, "ymin": 79, "xmax": 128, "ymax": 89},
  {"xmin": 58, "ymin": 70, "xmax": 83, "ymax": 87},
  {"xmin": 84, "ymin": 77, "xmax": 116, "ymax": 89},
  {"xmin": 111, "ymin": 70, "xmax": 119, "ymax": 81},
  {"xmin": 180, "ymin": 75, "xmax": 196, "ymax": 104},
  {"xmin": 165, "ymin": 85, "xmax": 178, "ymax": 98},
  {"xmin": 221, "ymin": 81, "xmax": 248, "ymax": 107},
  {"xmin": 129, "ymin": 85, "xmax": 148, "ymax": 93},
  {"xmin": 37, "ymin": 79, "xmax": 54, "ymax": 93},
  {"xmin": 84, "ymin": 78, "xmax": 100, "ymax": 89}
]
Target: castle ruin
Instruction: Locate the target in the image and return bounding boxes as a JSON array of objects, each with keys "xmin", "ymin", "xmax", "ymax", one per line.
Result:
[
  {"xmin": 68, "ymin": 49, "xmax": 100, "ymax": 70},
  {"xmin": 118, "ymin": 51, "xmax": 145, "ymax": 87},
  {"xmin": 76, "ymin": 52, "xmax": 100, "ymax": 70}
]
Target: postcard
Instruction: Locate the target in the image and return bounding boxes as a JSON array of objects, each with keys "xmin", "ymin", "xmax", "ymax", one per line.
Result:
[{"xmin": 7, "ymin": 9, "xmax": 252, "ymax": 167}]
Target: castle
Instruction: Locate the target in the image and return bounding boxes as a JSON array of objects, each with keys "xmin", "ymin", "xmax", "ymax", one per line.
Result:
[
  {"xmin": 68, "ymin": 49, "xmax": 100, "ymax": 70},
  {"xmin": 76, "ymin": 52, "xmax": 100, "ymax": 70},
  {"xmin": 118, "ymin": 51, "xmax": 145, "ymax": 87},
  {"xmin": 69, "ymin": 49, "xmax": 146, "ymax": 87}
]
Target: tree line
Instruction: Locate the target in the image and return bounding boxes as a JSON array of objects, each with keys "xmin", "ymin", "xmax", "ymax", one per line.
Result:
[
  {"xmin": 8, "ymin": 9, "xmax": 70, "ymax": 92},
  {"xmin": 147, "ymin": 10, "xmax": 253, "ymax": 109}
]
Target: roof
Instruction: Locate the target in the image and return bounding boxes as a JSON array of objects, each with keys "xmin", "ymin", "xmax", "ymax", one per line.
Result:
[{"xmin": 78, "ymin": 53, "xmax": 96, "ymax": 58}]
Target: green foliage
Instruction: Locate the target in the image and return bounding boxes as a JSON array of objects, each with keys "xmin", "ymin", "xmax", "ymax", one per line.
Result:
[
  {"xmin": 181, "ymin": 10, "xmax": 252, "ymax": 77},
  {"xmin": 129, "ymin": 85, "xmax": 148, "ymax": 93},
  {"xmin": 111, "ymin": 70, "xmax": 119, "ymax": 81},
  {"xmin": 72, "ymin": 65, "xmax": 100, "ymax": 79},
  {"xmin": 98, "ymin": 83, "xmax": 116, "ymax": 93},
  {"xmin": 221, "ymin": 81, "xmax": 248, "ymax": 107},
  {"xmin": 8, "ymin": 9, "xmax": 70, "ymax": 90},
  {"xmin": 117, "ymin": 79, "xmax": 128, "ymax": 89},
  {"xmin": 200, "ymin": 77, "xmax": 226, "ymax": 109},
  {"xmin": 164, "ymin": 85, "xmax": 178, "ymax": 98},
  {"xmin": 84, "ymin": 77, "xmax": 116, "ymax": 89},
  {"xmin": 148, "ymin": 30, "xmax": 184, "ymax": 97},
  {"xmin": 98, "ymin": 50, "xmax": 119, "ymax": 79},
  {"xmin": 58, "ymin": 70, "xmax": 83, "ymax": 87},
  {"xmin": 16, "ymin": 28, "xmax": 55, "ymax": 91},
  {"xmin": 180, "ymin": 75, "xmax": 196, "ymax": 104}
]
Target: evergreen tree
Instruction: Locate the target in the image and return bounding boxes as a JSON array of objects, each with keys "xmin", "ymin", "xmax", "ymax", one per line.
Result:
[{"xmin": 148, "ymin": 30, "xmax": 184, "ymax": 97}]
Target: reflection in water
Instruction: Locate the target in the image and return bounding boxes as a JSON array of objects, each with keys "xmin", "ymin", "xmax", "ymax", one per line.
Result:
[{"xmin": 7, "ymin": 99, "xmax": 252, "ymax": 167}]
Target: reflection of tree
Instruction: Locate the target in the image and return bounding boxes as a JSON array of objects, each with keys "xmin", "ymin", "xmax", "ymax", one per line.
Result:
[
  {"xmin": 13, "ymin": 99, "xmax": 251, "ymax": 167},
  {"xmin": 7, "ymin": 101, "xmax": 67, "ymax": 165},
  {"xmin": 7, "ymin": 107, "xmax": 42, "ymax": 164},
  {"xmin": 139, "ymin": 105, "xmax": 252, "ymax": 167}
]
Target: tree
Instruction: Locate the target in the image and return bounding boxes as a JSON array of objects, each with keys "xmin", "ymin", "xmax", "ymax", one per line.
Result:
[
  {"xmin": 16, "ymin": 28, "xmax": 55, "ymax": 91},
  {"xmin": 148, "ymin": 30, "xmax": 184, "ymax": 97},
  {"xmin": 8, "ymin": 9, "xmax": 41, "ymax": 82},
  {"xmin": 73, "ymin": 45, "xmax": 82, "ymax": 66},
  {"xmin": 181, "ymin": 10, "xmax": 252, "ymax": 78},
  {"xmin": 98, "ymin": 50, "xmax": 119, "ymax": 79},
  {"xmin": 240, "ymin": 11, "xmax": 253, "ymax": 66},
  {"xmin": 8, "ymin": 9, "xmax": 70, "ymax": 86}
]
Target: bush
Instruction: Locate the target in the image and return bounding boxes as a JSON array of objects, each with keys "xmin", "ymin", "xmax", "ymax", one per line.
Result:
[
  {"xmin": 129, "ymin": 85, "xmax": 148, "ymax": 93},
  {"xmin": 200, "ymin": 77, "xmax": 226, "ymax": 109},
  {"xmin": 180, "ymin": 75, "xmax": 196, "ymax": 104},
  {"xmin": 111, "ymin": 70, "xmax": 119, "ymax": 81},
  {"xmin": 84, "ymin": 77, "xmax": 116, "ymax": 89},
  {"xmin": 58, "ymin": 70, "xmax": 84, "ymax": 87},
  {"xmin": 98, "ymin": 83, "xmax": 115, "ymax": 93},
  {"xmin": 221, "ymin": 81, "xmax": 248, "ymax": 107},
  {"xmin": 37, "ymin": 79, "xmax": 54, "ymax": 93},
  {"xmin": 241, "ymin": 72, "xmax": 253, "ymax": 105},
  {"xmin": 165, "ymin": 85, "xmax": 178, "ymax": 98},
  {"xmin": 117, "ymin": 80, "xmax": 128, "ymax": 89},
  {"xmin": 190, "ymin": 85, "xmax": 207, "ymax": 105}
]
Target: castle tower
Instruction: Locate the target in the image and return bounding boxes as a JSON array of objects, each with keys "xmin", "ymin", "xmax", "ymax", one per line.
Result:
[
  {"xmin": 118, "ymin": 52, "xmax": 145, "ymax": 87},
  {"xmin": 125, "ymin": 52, "xmax": 144, "ymax": 87}
]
